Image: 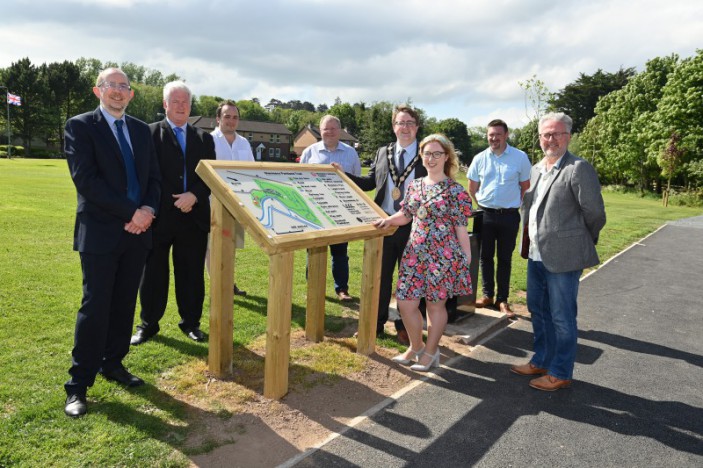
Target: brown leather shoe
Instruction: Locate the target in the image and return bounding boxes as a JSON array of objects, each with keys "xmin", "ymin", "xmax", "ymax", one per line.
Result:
[
  {"xmin": 475, "ymin": 296, "xmax": 494, "ymax": 308},
  {"xmin": 510, "ymin": 362, "xmax": 548, "ymax": 376},
  {"xmin": 337, "ymin": 290, "xmax": 352, "ymax": 301},
  {"xmin": 497, "ymin": 301, "xmax": 517, "ymax": 320},
  {"xmin": 396, "ymin": 329, "xmax": 410, "ymax": 346},
  {"xmin": 529, "ymin": 374, "xmax": 572, "ymax": 391}
]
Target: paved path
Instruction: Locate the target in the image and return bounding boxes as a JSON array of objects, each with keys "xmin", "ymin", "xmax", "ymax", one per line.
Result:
[{"xmin": 289, "ymin": 217, "xmax": 703, "ymax": 467}]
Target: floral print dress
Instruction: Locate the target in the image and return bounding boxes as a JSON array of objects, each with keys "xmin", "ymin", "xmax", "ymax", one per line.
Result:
[{"xmin": 396, "ymin": 177, "xmax": 473, "ymax": 302}]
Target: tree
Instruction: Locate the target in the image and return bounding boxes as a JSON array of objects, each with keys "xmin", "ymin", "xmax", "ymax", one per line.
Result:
[
  {"xmin": 551, "ymin": 67, "xmax": 635, "ymax": 133},
  {"xmin": 512, "ymin": 119, "xmax": 541, "ymax": 163},
  {"xmin": 519, "ymin": 74, "xmax": 553, "ymax": 122},
  {"xmin": 3, "ymin": 58, "xmax": 50, "ymax": 154},
  {"xmin": 237, "ymin": 99, "xmax": 271, "ymax": 121},
  {"xmin": 45, "ymin": 60, "xmax": 92, "ymax": 151},
  {"xmin": 329, "ymin": 102, "xmax": 358, "ymax": 135},
  {"xmin": 518, "ymin": 75, "xmax": 553, "ymax": 162},
  {"xmin": 194, "ymin": 95, "xmax": 223, "ymax": 118},
  {"xmin": 659, "ymin": 132, "xmax": 685, "ymax": 206},
  {"xmin": 651, "ymin": 49, "xmax": 703, "ymax": 189},
  {"xmin": 128, "ymin": 83, "xmax": 165, "ymax": 123},
  {"xmin": 316, "ymin": 103, "xmax": 329, "ymax": 113},
  {"xmin": 431, "ymin": 118, "xmax": 472, "ymax": 164},
  {"xmin": 286, "ymin": 109, "xmax": 318, "ymax": 135},
  {"xmin": 594, "ymin": 55, "xmax": 679, "ymax": 192},
  {"xmin": 358, "ymin": 101, "xmax": 394, "ymax": 157}
]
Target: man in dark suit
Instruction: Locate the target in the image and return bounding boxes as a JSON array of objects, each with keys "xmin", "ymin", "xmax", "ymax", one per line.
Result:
[
  {"xmin": 64, "ymin": 67, "xmax": 161, "ymax": 417},
  {"xmin": 131, "ymin": 81, "xmax": 215, "ymax": 345},
  {"xmin": 337, "ymin": 105, "xmax": 426, "ymax": 344}
]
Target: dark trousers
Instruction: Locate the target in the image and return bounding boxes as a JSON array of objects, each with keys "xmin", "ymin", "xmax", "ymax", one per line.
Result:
[
  {"xmin": 479, "ymin": 210, "xmax": 520, "ymax": 303},
  {"xmin": 330, "ymin": 242, "xmax": 349, "ymax": 293},
  {"xmin": 139, "ymin": 223, "xmax": 208, "ymax": 333},
  {"xmin": 377, "ymin": 223, "xmax": 412, "ymax": 334},
  {"xmin": 66, "ymin": 233, "xmax": 147, "ymax": 396}
]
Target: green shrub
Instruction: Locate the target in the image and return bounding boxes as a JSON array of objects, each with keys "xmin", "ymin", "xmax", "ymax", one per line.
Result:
[
  {"xmin": 0, "ymin": 145, "xmax": 24, "ymax": 156},
  {"xmin": 668, "ymin": 190, "xmax": 703, "ymax": 207}
]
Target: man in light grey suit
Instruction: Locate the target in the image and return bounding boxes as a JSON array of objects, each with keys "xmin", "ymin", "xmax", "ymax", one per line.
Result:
[{"xmin": 510, "ymin": 112, "xmax": 606, "ymax": 391}]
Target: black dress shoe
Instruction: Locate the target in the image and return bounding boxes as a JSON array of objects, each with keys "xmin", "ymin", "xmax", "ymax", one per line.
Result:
[
  {"xmin": 100, "ymin": 367, "xmax": 145, "ymax": 387},
  {"xmin": 233, "ymin": 283, "xmax": 247, "ymax": 296},
  {"xmin": 130, "ymin": 327, "xmax": 156, "ymax": 346},
  {"xmin": 65, "ymin": 393, "xmax": 87, "ymax": 418},
  {"xmin": 183, "ymin": 327, "xmax": 206, "ymax": 342}
]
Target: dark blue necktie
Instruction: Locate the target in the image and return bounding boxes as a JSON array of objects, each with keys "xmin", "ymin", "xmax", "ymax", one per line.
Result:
[
  {"xmin": 114, "ymin": 120, "xmax": 140, "ymax": 203},
  {"xmin": 174, "ymin": 126, "xmax": 187, "ymax": 192},
  {"xmin": 393, "ymin": 149, "xmax": 407, "ymax": 211}
]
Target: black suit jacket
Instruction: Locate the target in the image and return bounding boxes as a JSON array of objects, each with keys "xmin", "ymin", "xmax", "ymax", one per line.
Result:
[
  {"xmin": 65, "ymin": 107, "xmax": 161, "ymax": 254},
  {"xmin": 346, "ymin": 142, "xmax": 427, "ymax": 209},
  {"xmin": 149, "ymin": 120, "xmax": 216, "ymax": 234}
]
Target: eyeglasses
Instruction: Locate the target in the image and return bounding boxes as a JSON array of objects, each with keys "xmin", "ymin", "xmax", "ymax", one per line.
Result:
[
  {"xmin": 394, "ymin": 121, "xmax": 417, "ymax": 128},
  {"xmin": 539, "ymin": 132, "xmax": 569, "ymax": 140},
  {"xmin": 99, "ymin": 81, "xmax": 131, "ymax": 92},
  {"xmin": 422, "ymin": 151, "xmax": 446, "ymax": 160}
]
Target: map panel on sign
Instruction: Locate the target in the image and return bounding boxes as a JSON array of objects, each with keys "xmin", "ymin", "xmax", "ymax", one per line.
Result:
[{"xmin": 216, "ymin": 168, "xmax": 380, "ymax": 235}]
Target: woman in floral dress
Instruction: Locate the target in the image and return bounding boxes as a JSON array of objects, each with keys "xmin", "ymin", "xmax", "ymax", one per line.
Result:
[{"xmin": 373, "ymin": 133, "xmax": 472, "ymax": 371}]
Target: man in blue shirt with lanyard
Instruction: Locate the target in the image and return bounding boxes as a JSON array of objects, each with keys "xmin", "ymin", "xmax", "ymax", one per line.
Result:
[
  {"xmin": 467, "ymin": 119, "xmax": 531, "ymax": 319},
  {"xmin": 301, "ymin": 115, "xmax": 362, "ymax": 301}
]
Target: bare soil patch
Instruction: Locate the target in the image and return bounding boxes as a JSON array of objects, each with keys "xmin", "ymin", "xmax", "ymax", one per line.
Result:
[{"xmin": 163, "ymin": 304, "xmax": 527, "ymax": 467}]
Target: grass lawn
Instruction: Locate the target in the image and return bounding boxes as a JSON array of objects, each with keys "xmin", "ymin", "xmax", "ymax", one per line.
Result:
[{"xmin": 1, "ymin": 158, "xmax": 701, "ymax": 466}]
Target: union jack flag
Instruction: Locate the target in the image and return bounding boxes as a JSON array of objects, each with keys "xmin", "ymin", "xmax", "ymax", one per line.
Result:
[{"xmin": 7, "ymin": 93, "xmax": 21, "ymax": 106}]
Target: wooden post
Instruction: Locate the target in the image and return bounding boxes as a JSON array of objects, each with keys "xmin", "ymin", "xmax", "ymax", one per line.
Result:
[
  {"xmin": 264, "ymin": 251, "xmax": 294, "ymax": 399},
  {"xmin": 208, "ymin": 199, "xmax": 235, "ymax": 377},
  {"xmin": 306, "ymin": 246, "xmax": 327, "ymax": 342},
  {"xmin": 357, "ymin": 237, "xmax": 383, "ymax": 355}
]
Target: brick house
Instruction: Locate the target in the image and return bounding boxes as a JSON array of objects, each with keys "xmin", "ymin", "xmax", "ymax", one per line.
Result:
[{"xmin": 189, "ymin": 116, "xmax": 294, "ymax": 161}]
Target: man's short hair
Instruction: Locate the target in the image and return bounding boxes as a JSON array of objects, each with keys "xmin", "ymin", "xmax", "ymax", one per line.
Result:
[
  {"xmin": 392, "ymin": 105, "xmax": 420, "ymax": 126},
  {"xmin": 539, "ymin": 112, "xmax": 573, "ymax": 134},
  {"xmin": 320, "ymin": 114, "xmax": 341, "ymax": 128},
  {"xmin": 216, "ymin": 100, "xmax": 240, "ymax": 118},
  {"xmin": 95, "ymin": 67, "xmax": 129, "ymax": 87},
  {"xmin": 163, "ymin": 81, "xmax": 192, "ymax": 102},
  {"xmin": 487, "ymin": 119, "xmax": 508, "ymax": 133}
]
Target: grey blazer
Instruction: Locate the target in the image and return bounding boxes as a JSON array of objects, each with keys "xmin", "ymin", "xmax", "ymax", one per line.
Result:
[{"xmin": 521, "ymin": 151, "xmax": 606, "ymax": 273}]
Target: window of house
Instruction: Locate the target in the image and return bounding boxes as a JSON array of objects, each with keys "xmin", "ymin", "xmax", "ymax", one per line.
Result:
[
  {"xmin": 275, "ymin": 148, "xmax": 281, "ymax": 157},
  {"xmin": 269, "ymin": 134, "xmax": 274, "ymax": 143},
  {"xmin": 268, "ymin": 148, "xmax": 274, "ymax": 157},
  {"xmin": 247, "ymin": 133, "xmax": 253, "ymax": 140}
]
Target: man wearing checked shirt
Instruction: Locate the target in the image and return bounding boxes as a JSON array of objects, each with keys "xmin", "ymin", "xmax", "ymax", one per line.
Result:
[
  {"xmin": 300, "ymin": 115, "xmax": 361, "ymax": 301},
  {"xmin": 467, "ymin": 119, "xmax": 531, "ymax": 319}
]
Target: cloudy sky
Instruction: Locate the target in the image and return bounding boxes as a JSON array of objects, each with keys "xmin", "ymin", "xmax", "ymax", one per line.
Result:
[{"xmin": 2, "ymin": 0, "xmax": 701, "ymax": 129}]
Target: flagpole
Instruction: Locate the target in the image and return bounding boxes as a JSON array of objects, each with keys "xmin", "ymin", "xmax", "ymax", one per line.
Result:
[{"xmin": 0, "ymin": 85, "xmax": 10, "ymax": 159}]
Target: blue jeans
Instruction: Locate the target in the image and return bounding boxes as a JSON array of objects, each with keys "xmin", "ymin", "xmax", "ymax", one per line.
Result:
[
  {"xmin": 330, "ymin": 242, "xmax": 349, "ymax": 293},
  {"xmin": 527, "ymin": 260, "xmax": 582, "ymax": 380}
]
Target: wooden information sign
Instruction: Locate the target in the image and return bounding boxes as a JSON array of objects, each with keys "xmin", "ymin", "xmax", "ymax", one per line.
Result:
[{"xmin": 196, "ymin": 161, "xmax": 392, "ymax": 399}]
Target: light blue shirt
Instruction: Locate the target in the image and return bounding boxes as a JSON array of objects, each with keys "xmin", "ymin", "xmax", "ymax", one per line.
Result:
[
  {"xmin": 467, "ymin": 144, "xmax": 531, "ymax": 209},
  {"xmin": 100, "ymin": 106, "xmax": 132, "ymax": 151},
  {"xmin": 300, "ymin": 140, "xmax": 362, "ymax": 176}
]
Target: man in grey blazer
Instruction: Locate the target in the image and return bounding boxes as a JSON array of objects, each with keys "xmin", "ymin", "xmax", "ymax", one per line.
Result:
[{"xmin": 511, "ymin": 112, "xmax": 606, "ymax": 391}]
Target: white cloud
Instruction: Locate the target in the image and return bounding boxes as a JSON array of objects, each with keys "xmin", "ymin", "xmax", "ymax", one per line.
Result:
[{"xmin": 3, "ymin": 0, "xmax": 702, "ymax": 128}]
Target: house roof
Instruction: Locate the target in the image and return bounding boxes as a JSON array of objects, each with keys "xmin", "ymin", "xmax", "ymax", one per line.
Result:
[
  {"xmin": 294, "ymin": 124, "xmax": 357, "ymax": 143},
  {"xmin": 189, "ymin": 116, "xmax": 292, "ymax": 135}
]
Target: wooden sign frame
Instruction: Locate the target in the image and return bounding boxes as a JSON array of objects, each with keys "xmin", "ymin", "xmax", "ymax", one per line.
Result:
[{"xmin": 196, "ymin": 161, "xmax": 392, "ymax": 399}]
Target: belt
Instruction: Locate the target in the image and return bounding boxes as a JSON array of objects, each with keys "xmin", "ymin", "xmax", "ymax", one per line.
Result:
[{"xmin": 480, "ymin": 206, "xmax": 519, "ymax": 214}]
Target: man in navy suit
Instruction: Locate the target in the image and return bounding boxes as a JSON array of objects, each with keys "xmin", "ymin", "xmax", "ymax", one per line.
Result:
[
  {"xmin": 131, "ymin": 81, "xmax": 216, "ymax": 345},
  {"xmin": 338, "ymin": 105, "xmax": 427, "ymax": 344},
  {"xmin": 64, "ymin": 67, "xmax": 161, "ymax": 417}
]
